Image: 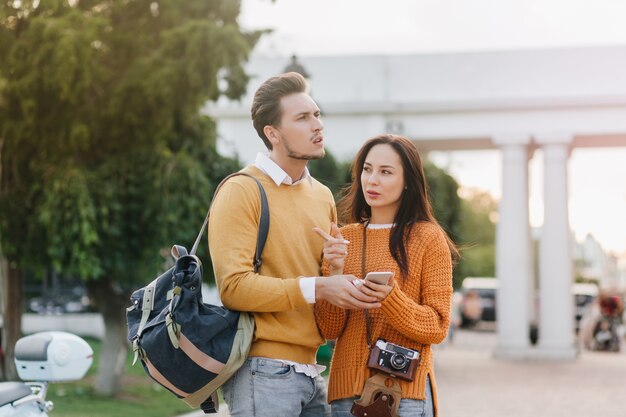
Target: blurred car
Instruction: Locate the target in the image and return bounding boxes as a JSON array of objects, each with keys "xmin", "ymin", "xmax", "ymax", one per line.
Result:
[
  {"xmin": 529, "ymin": 283, "xmax": 599, "ymax": 344},
  {"xmin": 460, "ymin": 277, "xmax": 497, "ymax": 325},
  {"xmin": 28, "ymin": 286, "xmax": 93, "ymax": 314}
]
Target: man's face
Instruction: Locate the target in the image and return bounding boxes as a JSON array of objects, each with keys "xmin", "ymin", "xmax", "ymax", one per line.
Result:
[{"xmin": 271, "ymin": 92, "xmax": 324, "ymax": 160}]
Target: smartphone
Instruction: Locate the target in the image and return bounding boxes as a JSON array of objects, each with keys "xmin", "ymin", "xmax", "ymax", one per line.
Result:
[{"xmin": 364, "ymin": 271, "xmax": 394, "ymax": 285}]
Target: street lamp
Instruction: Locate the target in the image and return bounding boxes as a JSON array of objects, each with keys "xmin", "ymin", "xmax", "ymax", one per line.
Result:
[{"xmin": 283, "ymin": 54, "xmax": 310, "ymax": 80}]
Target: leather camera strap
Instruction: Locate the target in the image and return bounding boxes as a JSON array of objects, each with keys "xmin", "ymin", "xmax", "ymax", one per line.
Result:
[{"xmin": 362, "ymin": 221, "xmax": 374, "ymax": 348}]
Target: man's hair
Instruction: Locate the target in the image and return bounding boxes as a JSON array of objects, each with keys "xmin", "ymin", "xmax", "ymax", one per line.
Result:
[{"xmin": 251, "ymin": 72, "xmax": 309, "ymax": 150}]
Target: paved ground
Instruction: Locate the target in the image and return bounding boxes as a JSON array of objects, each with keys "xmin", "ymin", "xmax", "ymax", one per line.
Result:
[
  {"xmin": 436, "ymin": 329, "xmax": 626, "ymax": 417},
  {"xmin": 178, "ymin": 328, "xmax": 626, "ymax": 417}
]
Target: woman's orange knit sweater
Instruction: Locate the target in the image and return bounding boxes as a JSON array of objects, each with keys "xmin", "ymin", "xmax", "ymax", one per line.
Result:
[{"xmin": 314, "ymin": 221, "xmax": 453, "ymax": 416}]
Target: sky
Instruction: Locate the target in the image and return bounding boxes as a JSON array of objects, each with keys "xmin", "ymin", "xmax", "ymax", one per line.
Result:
[{"xmin": 239, "ymin": 0, "xmax": 626, "ymax": 256}]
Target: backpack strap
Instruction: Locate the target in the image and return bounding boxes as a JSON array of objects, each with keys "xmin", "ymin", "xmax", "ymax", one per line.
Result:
[
  {"xmin": 131, "ymin": 278, "xmax": 157, "ymax": 365},
  {"xmin": 136, "ymin": 244, "xmax": 189, "ymax": 343},
  {"xmin": 191, "ymin": 172, "xmax": 270, "ymax": 273}
]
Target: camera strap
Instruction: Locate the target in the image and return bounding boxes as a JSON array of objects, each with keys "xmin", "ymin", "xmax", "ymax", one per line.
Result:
[{"xmin": 362, "ymin": 221, "xmax": 375, "ymax": 348}]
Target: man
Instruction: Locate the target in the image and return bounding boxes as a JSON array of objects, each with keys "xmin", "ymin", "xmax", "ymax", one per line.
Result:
[{"xmin": 209, "ymin": 72, "xmax": 379, "ymax": 416}]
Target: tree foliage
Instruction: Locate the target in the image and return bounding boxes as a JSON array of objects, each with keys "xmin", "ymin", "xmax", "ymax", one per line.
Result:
[
  {"xmin": 0, "ymin": 0, "xmax": 254, "ymax": 280},
  {"xmin": 308, "ymin": 149, "xmax": 351, "ymax": 199},
  {"xmin": 453, "ymin": 188, "xmax": 497, "ymax": 288},
  {"xmin": 424, "ymin": 161, "xmax": 462, "ymax": 240},
  {"xmin": 0, "ymin": 0, "xmax": 254, "ymax": 391}
]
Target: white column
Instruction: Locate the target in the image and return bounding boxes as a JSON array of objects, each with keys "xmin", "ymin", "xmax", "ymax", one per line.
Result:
[
  {"xmin": 537, "ymin": 136, "xmax": 577, "ymax": 359},
  {"xmin": 493, "ymin": 136, "xmax": 533, "ymax": 358}
]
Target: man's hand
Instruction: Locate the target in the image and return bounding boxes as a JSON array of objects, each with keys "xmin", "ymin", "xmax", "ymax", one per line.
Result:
[
  {"xmin": 313, "ymin": 223, "xmax": 349, "ymax": 275},
  {"xmin": 315, "ymin": 275, "xmax": 381, "ymax": 309}
]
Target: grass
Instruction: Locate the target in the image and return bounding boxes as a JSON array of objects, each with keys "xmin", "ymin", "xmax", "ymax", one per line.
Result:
[{"xmin": 46, "ymin": 338, "xmax": 192, "ymax": 417}]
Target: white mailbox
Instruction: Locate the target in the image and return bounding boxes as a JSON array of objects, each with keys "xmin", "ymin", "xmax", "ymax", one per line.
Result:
[{"xmin": 14, "ymin": 331, "xmax": 93, "ymax": 382}]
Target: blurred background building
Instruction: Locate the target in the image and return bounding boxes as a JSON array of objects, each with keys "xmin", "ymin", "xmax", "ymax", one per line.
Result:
[{"xmin": 574, "ymin": 234, "xmax": 622, "ymax": 288}]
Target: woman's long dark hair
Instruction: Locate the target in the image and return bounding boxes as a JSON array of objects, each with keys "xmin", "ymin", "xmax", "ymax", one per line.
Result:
[{"xmin": 337, "ymin": 134, "xmax": 458, "ymax": 277}]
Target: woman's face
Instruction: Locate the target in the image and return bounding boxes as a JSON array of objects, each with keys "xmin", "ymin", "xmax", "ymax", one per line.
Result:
[{"xmin": 361, "ymin": 143, "xmax": 405, "ymax": 222}]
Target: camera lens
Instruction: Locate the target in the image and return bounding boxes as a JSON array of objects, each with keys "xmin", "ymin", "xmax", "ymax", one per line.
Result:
[{"xmin": 390, "ymin": 353, "xmax": 408, "ymax": 370}]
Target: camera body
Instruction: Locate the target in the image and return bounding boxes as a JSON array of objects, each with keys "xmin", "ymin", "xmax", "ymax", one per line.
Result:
[{"xmin": 367, "ymin": 339, "xmax": 419, "ymax": 381}]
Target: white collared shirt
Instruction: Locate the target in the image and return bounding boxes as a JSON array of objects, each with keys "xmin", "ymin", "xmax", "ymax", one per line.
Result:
[{"xmin": 255, "ymin": 153, "xmax": 312, "ymax": 186}]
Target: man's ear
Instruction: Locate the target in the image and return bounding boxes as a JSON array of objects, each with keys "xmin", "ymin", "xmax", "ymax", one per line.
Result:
[{"xmin": 264, "ymin": 125, "xmax": 280, "ymax": 147}]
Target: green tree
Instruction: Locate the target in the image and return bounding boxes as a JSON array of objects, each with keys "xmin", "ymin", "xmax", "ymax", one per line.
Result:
[
  {"xmin": 0, "ymin": 0, "xmax": 254, "ymax": 393},
  {"xmin": 424, "ymin": 161, "xmax": 462, "ymax": 241},
  {"xmin": 454, "ymin": 188, "xmax": 497, "ymax": 289},
  {"xmin": 308, "ymin": 149, "xmax": 351, "ymax": 198}
]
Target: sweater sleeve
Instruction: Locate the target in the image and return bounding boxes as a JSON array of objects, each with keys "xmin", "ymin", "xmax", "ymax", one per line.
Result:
[
  {"xmin": 313, "ymin": 224, "xmax": 349, "ymax": 340},
  {"xmin": 208, "ymin": 178, "xmax": 308, "ymax": 313},
  {"xmin": 314, "ymin": 221, "xmax": 348, "ymax": 340},
  {"xmin": 379, "ymin": 228, "xmax": 453, "ymax": 344},
  {"xmin": 314, "ymin": 298, "xmax": 348, "ymax": 340}
]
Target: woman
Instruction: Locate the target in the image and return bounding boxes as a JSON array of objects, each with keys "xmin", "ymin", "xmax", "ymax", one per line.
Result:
[{"xmin": 314, "ymin": 134, "xmax": 456, "ymax": 417}]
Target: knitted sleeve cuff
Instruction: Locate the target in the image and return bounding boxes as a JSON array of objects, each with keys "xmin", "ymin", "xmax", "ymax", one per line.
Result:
[{"xmin": 380, "ymin": 282, "xmax": 409, "ymax": 318}]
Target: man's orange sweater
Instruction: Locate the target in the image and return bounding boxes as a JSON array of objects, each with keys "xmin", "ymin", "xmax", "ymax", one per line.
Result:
[
  {"xmin": 209, "ymin": 166, "xmax": 336, "ymax": 364},
  {"xmin": 315, "ymin": 222, "xmax": 452, "ymax": 415}
]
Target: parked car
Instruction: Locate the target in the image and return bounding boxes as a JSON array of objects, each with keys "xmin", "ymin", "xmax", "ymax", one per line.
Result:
[
  {"xmin": 460, "ymin": 277, "xmax": 497, "ymax": 326},
  {"xmin": 28, "ymin": 286, "xmax": 93, "ymax": 315}
]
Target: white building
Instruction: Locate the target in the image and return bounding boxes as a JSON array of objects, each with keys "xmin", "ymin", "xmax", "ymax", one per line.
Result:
[
  {"xmin": 206, "ymin": 46, "xmax": 626, "ymax": 360},
  {"xmin": 573, "ymin": 233, "xmax": 620, "ymax": 287}
]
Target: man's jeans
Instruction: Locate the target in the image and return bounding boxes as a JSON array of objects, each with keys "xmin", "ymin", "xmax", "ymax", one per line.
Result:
[
  {"xmin": 221, "ymin": 357, "xmax": 331, "ymax": 417},
  {"xmin": 329, "ymin": 376, "xmax": 434, "ymax": 417}
]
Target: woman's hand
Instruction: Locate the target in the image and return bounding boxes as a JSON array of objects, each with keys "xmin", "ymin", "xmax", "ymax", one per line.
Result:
[
  {"xmin": 313, "ymin": 223, "xmax": 350, "ymax": 275},
  {"xmin": 359, "ymin": 280, "xmax": 394, "ymax": 302}
]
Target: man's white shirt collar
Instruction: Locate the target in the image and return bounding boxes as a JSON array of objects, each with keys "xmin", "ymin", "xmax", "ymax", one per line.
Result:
[{"xmin": 255, "ymin": 153, "xmax": 312, "ymax": 186}]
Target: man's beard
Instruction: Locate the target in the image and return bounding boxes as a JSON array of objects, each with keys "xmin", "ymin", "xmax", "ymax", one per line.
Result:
[{"xmin": 285, "ymin": 141, "xmax": 325, "ymax": 161}]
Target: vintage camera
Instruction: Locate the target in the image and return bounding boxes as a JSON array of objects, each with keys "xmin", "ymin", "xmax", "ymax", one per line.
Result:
[{"xmin": 367, "ymin": 339, "xmax": 420, "ymax": 381}]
